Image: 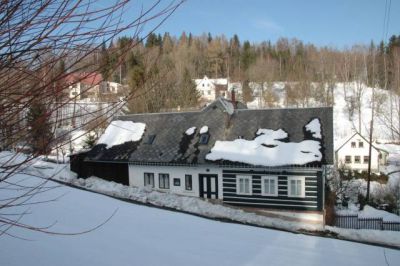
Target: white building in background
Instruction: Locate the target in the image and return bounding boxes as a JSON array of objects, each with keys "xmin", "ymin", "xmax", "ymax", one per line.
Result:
[
  {"xmin": 100, "ymin": 81, "xmax": 123, "ymax": 94},
  {"xmin": 67, "ymin": 72, "xmax": 123, "ymax": 102},
  {"xmin": 335, "ymin": 132, "xmax": 388, "ymax": 173},
  {"xmin": 194, "ymin": 76, "xmax": 227, "ymax": 101}
]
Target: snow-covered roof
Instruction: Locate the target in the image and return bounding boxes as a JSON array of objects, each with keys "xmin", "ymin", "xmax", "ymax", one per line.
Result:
[
  {"xmin": 97, "ymin": 120, "xmax": 146, "ymax": 148},
  {"xmin": 206, "ymin": 127, "xmax": 322, "ymax": 167},
  {"xmin": 185, "ymin": 127, "xmax": 196, "ymax": 136},
  {"xmin": 305, "ymin": 118, "xmax": 322, "ymax": 139},
  {"xmin": 200, "ymin": 126, "xmax": 209, "ymax": 134},
  {"xmin": 194, "ymin": 76, "xmax": 228, "ymax": 86},
  {"xmin": 85, "ymin": 99, "xmax": 333, "ymax": 167}
]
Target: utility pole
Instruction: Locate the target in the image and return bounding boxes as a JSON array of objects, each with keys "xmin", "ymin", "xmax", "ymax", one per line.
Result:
[{"xmin": 366, "ymin": 119, "xmax": 373, "ymax": 203}]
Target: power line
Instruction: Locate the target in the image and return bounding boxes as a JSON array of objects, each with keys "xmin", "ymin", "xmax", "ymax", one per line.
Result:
[
  {"xmin": 385, "ymin": 0, "xmax": 392, "ymax": 41},
  {"xmin": 382, "ymin": 0, "xmax": 388, "ymax": 42}
]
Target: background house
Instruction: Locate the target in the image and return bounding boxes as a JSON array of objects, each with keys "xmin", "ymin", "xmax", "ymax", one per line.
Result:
[
  {"xmin": 67, "ymin": 72, "xmax": 103, "ymax": 101},
  {"xmin": 335, "ymin": 132, "xmax": 388, "ymax": 173}
]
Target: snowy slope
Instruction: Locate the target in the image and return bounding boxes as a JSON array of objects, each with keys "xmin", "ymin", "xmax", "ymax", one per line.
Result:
[
  {"xmin": 1, "ymin": 174, "xmax": 399, "ymax": 266},
  {"xmin": 248, "ymin": 82, "xmax": 396, "ymax": 142}
]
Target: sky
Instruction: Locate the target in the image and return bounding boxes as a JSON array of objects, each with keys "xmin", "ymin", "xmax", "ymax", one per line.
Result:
[{"xmin": 145, "ymin": 0, "xmax": 400, "ymax": 48}]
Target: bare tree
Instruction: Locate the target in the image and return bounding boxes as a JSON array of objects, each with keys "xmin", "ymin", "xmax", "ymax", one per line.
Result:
[{"xmin": 0, "ymin": 0, "xmax": 183, "ymax": 236}]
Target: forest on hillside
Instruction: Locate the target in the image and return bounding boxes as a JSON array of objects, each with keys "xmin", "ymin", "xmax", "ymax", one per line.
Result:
[{"xmin": 95, "ymin": 32, "xmax": 400, "ymax": 113}]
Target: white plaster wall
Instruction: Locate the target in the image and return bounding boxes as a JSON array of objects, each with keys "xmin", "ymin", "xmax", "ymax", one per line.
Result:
[
  {"xmin": 69, "ymin": 83, "xmax": 81, "ymax": 99},
  {"xmin": 128, "ymin": 164, "xmax": 223, "ymax": 198},
  {"xmin": 196, "ymin": 79, "xmax": 216, "ymax": 101},
  {"xmin": 336, "ymin": 135, "xmax": 380, "ymax": 172}
]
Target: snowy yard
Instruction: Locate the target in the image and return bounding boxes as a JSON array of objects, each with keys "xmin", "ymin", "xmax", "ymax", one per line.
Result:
[{"xmin": 1, "ymin": 174, "xmax": 400, "ymax": 266}]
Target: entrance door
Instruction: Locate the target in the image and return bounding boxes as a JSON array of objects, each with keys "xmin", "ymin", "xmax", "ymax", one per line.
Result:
[{"xmin": 199, "ymin": 174, "xmax": 218, "ymax": 199}]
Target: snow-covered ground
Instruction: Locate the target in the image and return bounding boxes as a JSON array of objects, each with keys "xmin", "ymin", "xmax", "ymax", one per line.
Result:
[
  {"xmin": 1, "ymin": 151, "xmax": 399, "ymax": 249},
  {"xmin": 1, "ymin": 173, "xmax": 400, "ymax": 266}
]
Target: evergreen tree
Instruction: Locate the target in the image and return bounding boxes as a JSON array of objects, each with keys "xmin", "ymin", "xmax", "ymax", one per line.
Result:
[
  {"xmin": 207, "ymin": 32, "xmax": 212, "ymax": 43},
  {"xmin": 27, "ymin": 101, "xmax": 53, "ymax": 155},
  {"xmin": 242, "ymin": 80, "xmax": 253, "ymax": 103},
  {"xmin": 100, "ymin": 42, "xmax": 111, "ymax": 80},
  {"xmin": 241, "ymin": 41, "xmax": 255, "ymax": 71},
  {"xmin": 83, "ymin": 132, "xmax": 97, "ymax": 149},
  {"xmin": 178, "ymin": 68, "xmax": 200, "ymax": 107}
]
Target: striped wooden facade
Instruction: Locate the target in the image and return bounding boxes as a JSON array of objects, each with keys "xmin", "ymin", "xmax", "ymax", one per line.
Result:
[{"xmin": 222, "ymin": 169, "xmax": 323, "ymax": 211}]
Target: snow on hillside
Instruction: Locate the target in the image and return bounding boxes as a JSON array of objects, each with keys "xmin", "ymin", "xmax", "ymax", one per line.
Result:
[
  {"xmin": 1, "ymin": 174, "xmax": 399, "ymax": 266},
  {"xmin": 247, "ymin": 82, "xmax": 396, "ymax": 142}
]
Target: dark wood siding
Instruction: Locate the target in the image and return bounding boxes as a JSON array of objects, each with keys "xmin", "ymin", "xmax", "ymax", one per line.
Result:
[
  {"xmin": 70, "ymin": 157, "xmax": 129, "ymax": 186},
  {"xmin": 222, "ymin": 169, "xmax": 323, "ymax": 211}
]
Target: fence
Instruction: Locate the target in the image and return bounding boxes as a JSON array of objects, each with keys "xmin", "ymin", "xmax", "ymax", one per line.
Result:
[{"xmin": 334, "ymin": 214, "xmax": 400, "ymax": 231}]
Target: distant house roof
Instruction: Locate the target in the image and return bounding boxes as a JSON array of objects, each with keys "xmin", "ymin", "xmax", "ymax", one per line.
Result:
[
  {"xmin": 65, "ymin": 72, "xmax": 103, "ymax": 85},
  {"xmin": 85, "ymin": 98, "xmax": 334, "ymax": 167},
  {"xmin": 335, "ymin": 132, "xmax": 389, "ymax": 154}
]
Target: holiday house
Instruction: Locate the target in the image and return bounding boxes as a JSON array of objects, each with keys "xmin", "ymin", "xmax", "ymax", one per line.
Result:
[{"xmin": 71, "ymin": 98, "xmax": 333, "ymax": 213}]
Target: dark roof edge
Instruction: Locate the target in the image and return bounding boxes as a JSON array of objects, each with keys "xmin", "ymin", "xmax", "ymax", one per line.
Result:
[
  {"xmin": 236, "ymin": 106, "xmax": 333, "ymax": 112},
  {"xmin": 84, "ymin": 159, "xmax": 328, "ymax": 170}
]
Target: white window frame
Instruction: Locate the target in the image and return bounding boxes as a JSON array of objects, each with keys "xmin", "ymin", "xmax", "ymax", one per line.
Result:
[
  {"xmin": 144, "ymin": 172, "xmax": 154, "ymax": 188},
  {"xmin": 261, "ymin": 176, "xmax": 278, "ymax": 196},
  {"xmin": 236, "ymin": 175, "xmax": 252, "ymax": 195},
  {"xmin": 287, "ymin": 176, "xmax": 305, "ymax": 198},
  {"xmin": 159, "ymin": 173, "xmax": 170, "ymax": 189}
]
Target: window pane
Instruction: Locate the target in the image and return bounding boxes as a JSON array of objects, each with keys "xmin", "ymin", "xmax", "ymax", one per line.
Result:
[
  {"xmin": 244, "ymin": 179, "xmax": 249, "ymax": 193},
  {"xmin": 290, "ymin": 180, "xmax": 296, "ymax": 195},
  {"xmin": 264, "ymin": 179, "xmax": 269, "ymax": 194},
  {"xmin": 144, "ymin": 173, "xmax": 154, "ymax": 187},
  {"xmin": 185, "ymin": 175, "xmax": 192, "ymax": 190},
  {"xmin": 270, "ymin": 179, "xmax": 275, "ymax": 194},
  {"xmin": 159, "ymin": 174, "xmax": 169, "ymax": 189},
  {"xmin": 296, "ymin": 180, "xmax": 301, "ymax": 196}
]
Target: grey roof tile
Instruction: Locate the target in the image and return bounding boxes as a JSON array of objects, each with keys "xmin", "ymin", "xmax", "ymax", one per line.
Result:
[{"xmin": 86, "ymin": 98, "xmax": 333, "ymax": 167}]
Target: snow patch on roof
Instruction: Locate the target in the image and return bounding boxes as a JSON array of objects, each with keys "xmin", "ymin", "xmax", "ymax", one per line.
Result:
[
  {"xmin": 206, "ymin": 128, "xmax": 322, "ymax": 167},
  {"xmin": 218, "ymin": 98, "xmax": 234, "ymax": 115},
  {"xmin": 200, "ymin": 126, "xmax": 209, "ymax": 134},
  {"xmin": 97, "ymin": 120, "xmax": 146, "ymax": 148},
  {"xmin": 305, "ymin": 118, "xmax": 321, "ymax": 139},
  {"xmin": 185, "ymin": 127, "xmax": 196, "ymax": 136}
]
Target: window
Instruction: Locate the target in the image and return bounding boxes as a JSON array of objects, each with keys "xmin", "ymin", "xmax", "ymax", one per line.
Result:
[
  {"xmin": 185, "ymin": 175, "xmax": 192, "ymax": 190},
  {"xmin": 144, "ymin": 134, "xmax": 156, "ymax": 144},
  {"xmin": 288, "ymin": 177, "xmax": 305, "ymax": 197},
  {"xmin": 199, "ymin": 134, "xmax": 209, "ymax": 145},
  {"xmin": 173, "ymin": 178, "xmax": 181, "ymax": 186},
  {"xmin": 207, "ymin": 90, "xmax": 211, "ymax": 95},
  {"xmin": 237, "ymin": 176, "xmax": 252, "ymax": 195},
  {"xmin": 159, "ymin": 173, "xmax": 170, "ymax": 189},
  {"xmin": 351, "ymin": 142, "xmax": 356, "ymax": 148},
  {"xmin": 144, "ymin": 173, "xmax": 154, "ymax": 188},
  {"xmin": 359, "ymin": 142, "xmax": 364, "ymax": 148},
  {"xmin": 363, "ymin": 156, "xmax": 369, "ymax": 164},
  {"xmin": 354, "ymin": 156, "xmax": 361, "ymax": 163},
  {"xmin": 261, "ymin": 176, "xmax": 278, "ymax": 196},
  {"xmin": 345, "ymin": 156, "xmax": 352, "ymax": 164}
]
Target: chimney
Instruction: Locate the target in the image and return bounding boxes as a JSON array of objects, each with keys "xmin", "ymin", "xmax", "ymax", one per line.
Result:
[{"xmin": 231, "ymin": 88, "xmax": 237, "ymax": 109}]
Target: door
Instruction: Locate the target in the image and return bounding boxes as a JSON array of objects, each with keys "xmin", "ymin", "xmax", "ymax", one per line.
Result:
[{"xmin": 199, "ymin": 174, "xmax": 218, "ymax": 199}]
